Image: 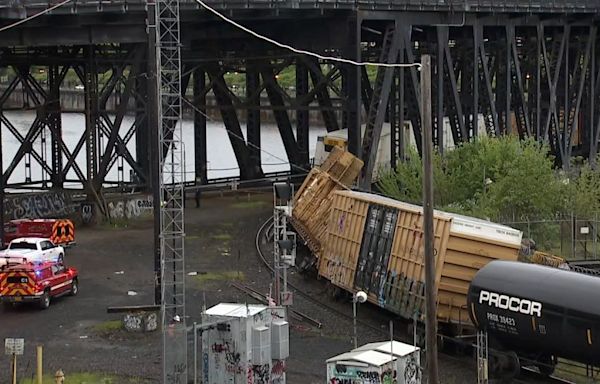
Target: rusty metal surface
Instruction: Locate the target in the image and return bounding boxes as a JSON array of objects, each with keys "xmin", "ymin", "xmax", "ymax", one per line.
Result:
[{"xmin": 5, "ymin": 0, "xmax": 600, "ymax": 14}]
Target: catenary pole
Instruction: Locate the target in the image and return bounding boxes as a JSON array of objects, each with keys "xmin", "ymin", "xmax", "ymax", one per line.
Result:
[{"xmin": 421, "ymin": 54, "xmax": 439, "ymax": 384}]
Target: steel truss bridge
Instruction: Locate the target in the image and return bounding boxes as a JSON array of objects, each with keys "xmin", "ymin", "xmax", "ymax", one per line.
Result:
[{"xmin": 1, "ymin": 0, "xmax": 600, "ymax": 195}]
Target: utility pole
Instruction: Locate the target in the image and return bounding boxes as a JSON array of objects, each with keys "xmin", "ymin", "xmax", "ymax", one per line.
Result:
[
  {"xmin": 148, "ymin": 0, "xmax": 161, "ymax": 307},
  {"xmin": 421, "ymin": 54, "xmax": 439, "ymax": 384}
]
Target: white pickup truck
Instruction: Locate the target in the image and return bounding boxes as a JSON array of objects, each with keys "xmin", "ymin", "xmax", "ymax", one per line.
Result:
[{"xmin": 0, "ymin": 237, "xmax": 65, "ymax": 266}]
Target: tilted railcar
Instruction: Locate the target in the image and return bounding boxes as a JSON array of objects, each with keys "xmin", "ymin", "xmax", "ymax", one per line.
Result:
[{"xmin": 319, "ymin": 190, "xmax": 524, "ymax": 334}]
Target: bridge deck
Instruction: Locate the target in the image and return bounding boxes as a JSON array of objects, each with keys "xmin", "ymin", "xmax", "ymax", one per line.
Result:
[{"xmin": 3, "ymin": 0, "xmax": 600, "ymax": 15}]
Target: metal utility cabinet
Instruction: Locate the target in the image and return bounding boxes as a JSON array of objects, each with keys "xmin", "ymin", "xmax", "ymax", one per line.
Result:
[
  {"xmin": 201, "ymin": 303, "xmax": 289, "ymax": 384},
  {"xmin": 327, "ymin": 341, "xmax": 421, "ymax": 384}
]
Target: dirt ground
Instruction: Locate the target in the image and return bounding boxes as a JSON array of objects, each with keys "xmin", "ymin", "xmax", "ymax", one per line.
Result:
[{"xmin": 1, "ymin": 192, "xmax": 484, "ymax": 383}]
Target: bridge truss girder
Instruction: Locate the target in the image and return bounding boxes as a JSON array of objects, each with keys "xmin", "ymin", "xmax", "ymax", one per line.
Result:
[
  {"xmin": 361, "ymin": 18, "xmax": 600, "ymax": 178},
  {"xmin": 0, "ymin": 44, "xmax": 148, "ymax": 194},
  {"xmin": 1, "ymin": 12, "xmax": 600, "ymax": 196}
]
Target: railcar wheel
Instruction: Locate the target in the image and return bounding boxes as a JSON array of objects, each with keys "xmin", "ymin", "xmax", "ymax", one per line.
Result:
[
  {"xmin": 536, "ymin": 355, "xmax": 556, "ymax": 376},
  {"xmin": 501, "ymin": 351, "xmax": 521, "ymax": 380}
]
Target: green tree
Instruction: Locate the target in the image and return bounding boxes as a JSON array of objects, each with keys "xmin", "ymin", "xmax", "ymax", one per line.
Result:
[
  {"xmin": 377, "ymin": 136, "xmax": 564, "ymax": 221},
  {"xmin": 566, "ymin": 156, "xmax": 600, "ymax": 219}
]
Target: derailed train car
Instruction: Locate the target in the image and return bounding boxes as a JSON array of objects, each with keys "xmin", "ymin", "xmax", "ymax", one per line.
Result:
[
  {"xmin": 468, "ymin": 260, "xmax": 600, "ymax": 375},
  {"xmin": 318, "ymin": 190, "xmax": 524, "ymax": 333}
]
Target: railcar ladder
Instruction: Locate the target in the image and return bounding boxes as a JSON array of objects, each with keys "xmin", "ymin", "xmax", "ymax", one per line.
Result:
[{"xmin": 477, "ymin": 331, "xmax": 489, "ymax": 384}]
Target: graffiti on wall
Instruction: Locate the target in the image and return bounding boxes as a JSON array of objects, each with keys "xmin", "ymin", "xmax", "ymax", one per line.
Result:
[
  {"xmin": 122, "ymin": 311, "xmax": 159, "ymax": 332},
  {"xmin": 271, "ymin": 360, "xmax": 285, "ymax": 384},
  {"xmin": 5, "ymin": 191, "xmax": 73, "ymax": 220},
  {"xmin": 329, "ymin": 365, "xmax": 394, "ymax": 384},
  {"xmin": 107, "ymin": 195, "xmax": 153, "ymax": 220},
  {"xmin": 252, "ymin": 364, "xmax": 270, "ymax": 384},
  {"xmin": 81, "ymin": 203, "xmax": 94, "ymax": 224}
]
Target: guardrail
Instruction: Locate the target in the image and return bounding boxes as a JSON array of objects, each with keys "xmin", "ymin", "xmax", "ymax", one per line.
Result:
[{"xmin": 5, "ymin": 0, "xmax": 600, "ymax": 13}]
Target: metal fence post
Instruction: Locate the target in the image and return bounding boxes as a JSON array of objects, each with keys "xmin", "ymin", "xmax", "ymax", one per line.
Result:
[{"xmin": 193, "ymin": 322, "xmax": 198, "ymax": 384}]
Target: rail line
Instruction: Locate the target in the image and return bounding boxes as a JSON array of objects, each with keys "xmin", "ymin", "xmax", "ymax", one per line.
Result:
[
  {"xmin": 254, "ymin": 217, "xmax": 388, "ymax": 336},
  {"xmin": 253, "ymin": 216, "xmax": 596, "ymax": 383}
]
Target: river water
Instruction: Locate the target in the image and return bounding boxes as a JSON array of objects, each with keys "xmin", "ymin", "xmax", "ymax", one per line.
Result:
[{"xmin": 2, "ymin": 111, "xmax": 327, "ymax": 188}]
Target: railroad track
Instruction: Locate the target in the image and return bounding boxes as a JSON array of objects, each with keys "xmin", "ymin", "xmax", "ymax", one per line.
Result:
[
  {"xmin": 252, "ymin": 217, "xmax": 597, "ymax": 384},
  {"xmin": 253, "ymin": 217, "xmax": 389, "ymax": 336},
  {"xmin": 516, "ymin": 367, "xmax": 576, "ymax": 384}
]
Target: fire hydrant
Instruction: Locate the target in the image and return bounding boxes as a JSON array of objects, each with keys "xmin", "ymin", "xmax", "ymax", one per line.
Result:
[{"xmin": 54, "ymin": 369, "xmax": 65, "ymax": 384}]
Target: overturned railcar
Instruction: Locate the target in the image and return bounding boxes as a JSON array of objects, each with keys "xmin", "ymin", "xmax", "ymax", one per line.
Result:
[{"xmin": 319, "ymin": 190, "xmax": 523, "ymax": 329}]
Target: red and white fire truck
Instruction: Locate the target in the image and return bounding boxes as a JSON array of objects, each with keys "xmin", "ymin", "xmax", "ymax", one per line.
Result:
[{"xmin": 0, "ymin": 260, "xmax": 78, "ymax": 309}]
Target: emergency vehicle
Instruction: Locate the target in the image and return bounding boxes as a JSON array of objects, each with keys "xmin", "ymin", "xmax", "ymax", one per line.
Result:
[
  {"xmin": 0, "ymin": 260, "xmax": 78, "ymax": 309},
  {"xmin": 3, "ymin": 219, "xmax": 75, "ymax": 247}
]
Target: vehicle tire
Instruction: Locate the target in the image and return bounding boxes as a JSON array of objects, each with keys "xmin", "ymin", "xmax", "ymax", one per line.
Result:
[
  {"xmin": 70, "ymin": 278, "xmax": 78, "ymax": 296},
  {"xmin": 39, "ymin": 290, "xmax": 50, "ymax": 310}
]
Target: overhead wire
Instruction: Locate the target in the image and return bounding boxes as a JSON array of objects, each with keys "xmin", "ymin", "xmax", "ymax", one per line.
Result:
[
  {"xmin": 0, "ymin": 0, "xmax": 73, "ymax": 33},
  {"xmin": 193, "ymin": 0, "xmax": 422, "ymax": 70},
  {"xmin": 181, "ymin": 96, "xmax": 312, "ymax": 174},
  {"xmin": 0, "ymin": 0, "xmax": 407, "ymax": 177}
]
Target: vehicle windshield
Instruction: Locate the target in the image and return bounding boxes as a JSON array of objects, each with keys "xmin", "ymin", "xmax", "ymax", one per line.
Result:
[{"xmin": 9, "ymin": 242, "xmax": 37, "ymax": 250}]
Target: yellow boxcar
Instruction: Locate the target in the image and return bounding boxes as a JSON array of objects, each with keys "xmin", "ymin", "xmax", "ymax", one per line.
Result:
[
  {"xmin": 291, "ymin": 147, "xmax": 363, "ymax": 260},
  {"xmin": 319, "ymin": 190, "xmax": 523, "ymax": 328}
]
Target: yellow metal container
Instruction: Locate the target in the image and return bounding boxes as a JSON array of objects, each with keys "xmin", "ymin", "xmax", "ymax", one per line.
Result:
[
  {"xmin": 320, "ymin": 190, "xmax": 523, "ymax": 326},
  {"xmin": 291, "ymin": 147, "xmax": 363, "ymax": 260}
]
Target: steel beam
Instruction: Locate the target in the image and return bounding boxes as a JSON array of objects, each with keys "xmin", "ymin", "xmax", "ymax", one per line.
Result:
[
  {"xmin": 206, "ymin": 65, "xmax": 255, "ymax": 179},
  {"xmin": 261, "ymin": 63, "xmax": 302, "ymax": 169},
  {"xmin": 476, "ymin": 25, "xmax": 500, "ymax": 136},
  {"xmin": 135, "ymin": 55, "xmax": 150, "ymax": 186},
  {"xmin": 566, "ymin": 27, "xmax": 595, "ymax": 162},
  {"xmin": 84, "ymin": 48, "xmax": 99, "ymax": 193},
  {"xmin": 296, "ymin": 59, "xmax": 310, "ymax": 171},
  {"xmin": 399, "ymin": 25, "xmax": 422, "ymax": 155},
  {"xmin": 305, "ymin": 57, "xmax": 340, "ymax": 133},
  {"xmin": 436, "ymin": 26, "xmax": 445, "ymax": 150},
  {"xmin": 541, "ymin": 26, "xmax": 569, "ymax": 150},
  {"xmin": 95, "ymin": 46, "xmax": 144, "ymax": 190},
  {"xmin": 246, "ymin": 62, "xmax": 264, "ymax": 177},
  {"xmin": 361, "ymin": 66, "xmax": 373, "ymax": 113},
  {"xmin": 345, "ymin": 16, "xmax": 361, "ymax": 157},
  {"xmin": 193, "ymin": 67, "xmax": 208, "ymax": 184},
  {"xmin": 508, "ymin": 25, "xmax": 531, "ymax": 138},
  {"xmin": 47, "ymin": 64, "xmax": 64, "ymax": 188},
  {"xmin": 360, "ymin": 22, "xmax": 401, "ymax": 188}
]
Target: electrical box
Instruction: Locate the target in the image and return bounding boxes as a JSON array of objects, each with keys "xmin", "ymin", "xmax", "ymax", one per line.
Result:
[
  {"xmin": 271, "ymin": 320, "xmax": 289, "ymax": 359},
  {"xmin": 252, "ymin": 326, "xmax": 271, "ymax": 365},
  {"xmin": 202, "ymin": 303, "xmax": 288, "ymax": 384}
]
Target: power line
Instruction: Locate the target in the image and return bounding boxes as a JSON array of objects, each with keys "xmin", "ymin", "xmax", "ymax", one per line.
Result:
[
  {"xmin": 0, "ymin": 0, "xmax": 73, "ymax": 33},
  {"xmin": 194, "ymin": 0, "xmax": 422, "ymax": 70}
]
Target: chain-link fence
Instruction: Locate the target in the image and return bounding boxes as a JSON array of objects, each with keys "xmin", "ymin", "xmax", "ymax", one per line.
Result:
[{"xmin": 501, "ymin": 214, "xmax": 600, "ymax": 261}]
